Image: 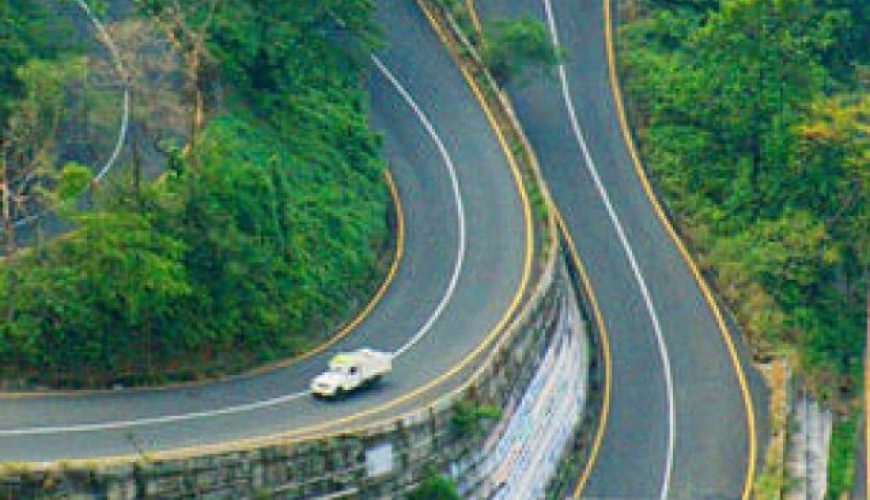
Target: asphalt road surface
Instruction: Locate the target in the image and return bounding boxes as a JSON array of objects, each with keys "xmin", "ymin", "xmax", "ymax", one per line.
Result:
[
  {"xmin": 473, "ymin": 0, "xmax": 761, "ymax": 497},
  {"xmin": 0, "ymin": 0, "xmax": 529, "ymax": 463}
]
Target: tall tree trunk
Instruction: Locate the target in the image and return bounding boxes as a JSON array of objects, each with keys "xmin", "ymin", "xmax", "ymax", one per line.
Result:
[
  {"xmin": 0, "ymin": 135, "xmax": 14, "ymax": 254},
  {"xmin": 186, "ymin": 47, "xmax": 204, "ymax": 170},
  {"xmin": 35, "ymin": 166, "xmax": 43, "ymax": 259},
  {"xmin": 132, "ymin": 120, "xmax": 142, "ymax": 205},
  {"xmin": 189, "ymin": 49, "xmax": 199, "ymax": 155},
  {"xmin": 194, "ymin": 52, "xmax": 204, "ymax": 141}
]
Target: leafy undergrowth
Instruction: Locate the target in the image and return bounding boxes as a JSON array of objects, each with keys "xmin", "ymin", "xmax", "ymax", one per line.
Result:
[
  {"xmin": 0, "ymin": 107, "xmax": 389, "ymax": 387},
  {"xmin": 0, "ymin": 0, "xmax": 392, "ymax": 388},
  {"xmin": 617, "ymin": 0, "xmax": 868, "ymax": 402},
  {"xmin": 406, "ymin": 472, "xmax": 461, "ymax": 500},
  {"xmin": 616, "ymin": 0, "xmax": 868, "ymax": 495}
]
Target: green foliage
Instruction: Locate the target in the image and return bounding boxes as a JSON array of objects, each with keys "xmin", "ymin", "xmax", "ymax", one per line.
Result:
[
  {"xmin": 0, "ymin": 1, "xmax": 389, "ymax": 386},
  {"xmin": 56, "ymin": 162, "xmax": 94, "ymax": 202},
  {"xmin": 10, "ymin": 56, "xmax": 86, "ymax": 131},
  {"xmin": 481, "ymin": 16, "xmax": 561, "ymax": 86},
  {"xmin": 0, "ymin": 0, "xmax": 80, "ymax": 125},
  {"xmin": 0, "ymin": 105, "xmax": 388, "ymax": 384},
  {"xmin": 406, "ymin": 472, "xmax": 460, "ymax": 500},
  {"xmin": 619, "ymin": 0, "xmax": 868, "ymax": 394},
  {"xmin": 814, "ymin": 0, "xmax": 870, "ymax": 78},
  {"xmin": 827, "ymin": 415, "xmax": 856, "ymax": 498},
  {"xmin": 0, "ymin": 211, "xmax": 191, "ymax": 380},
  {"xmin": 169, "ymin": 113, "xmax": 387, "ymax": 358},
  {"xmin": 793, "ymin": 95, "xmax": 870, "ymax": 269},
  {"xmin": 135, "ymin": 0, "xmax": 380, "ymax": 100},
  {"xmin": 450, "ymin": 400, "xmax": 501, "ymax": 438},
  {"xmin": 2, "ymin": 55, "xmax": 90, "ymax": 228}
]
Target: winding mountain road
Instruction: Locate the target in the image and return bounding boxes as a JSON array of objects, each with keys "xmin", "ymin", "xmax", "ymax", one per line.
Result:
[
  {"xmin": 0, "ymin": 0, "xmax": 530, "ymax": 463},
  {"xmin": 472, "ymin": 0, "xmax": 764, "ymax": 497},
  {"xmin": 10, "ymin": 0, "xmax": 130, "ymax": 240},
  {"xmin": 4, "ymin": 2, "xmax": 767, "ymax": 497}
]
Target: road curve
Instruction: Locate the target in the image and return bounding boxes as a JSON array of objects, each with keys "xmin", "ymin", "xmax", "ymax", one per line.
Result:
[
  {"xmin": 0, "ymin": 0, "xmax": 529, "ymax": 463},
  {"xmin": 473, "ymin": 0, "xmax": 760, "ymax": 497},
  {"xmin": 13, "ymin": 0, "xmax": 130, "ymax": 232}
]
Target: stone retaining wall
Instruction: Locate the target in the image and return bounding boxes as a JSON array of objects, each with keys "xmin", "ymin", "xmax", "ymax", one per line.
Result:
[
  {"xmin": 1, "ymin": 242, "xmax": 601, "ymax": 499},
  {"xmin": 1, "ymin": 0, "xmax": 610, "ymax": 491}
]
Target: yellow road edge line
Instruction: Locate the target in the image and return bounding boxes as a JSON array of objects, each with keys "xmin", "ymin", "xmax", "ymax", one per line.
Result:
[
  {"xmin": 560, "ymin": 215, "xmax": 613, "ymax": 498},
  {"xmin": 865, "ymin": 289, "xmax": 870, "ymax": 500},
  {"xmin": 459, "ymin": 1, "xmax": 612, "ymax": 495},
  {"xmin": 430, "ymin": 0, "xmax": 612, "ymax": 498},
  {"xmin": 466, "ymin": 0, "xmax": 483, "ymax": 36},
  {"xmin": 243, "ymin": 168, "xmax": 405, "ymax": 373},
  {"xmin": 0, "ymin": 169, "xmax": 405, "ymax": 399},
  {"xmin": 9, "ymin": 1, "xmax": 537, "ymax": 469},
  {"xmin": 603, "ymin": 0, "xmax": 757, "ymax": 497}
]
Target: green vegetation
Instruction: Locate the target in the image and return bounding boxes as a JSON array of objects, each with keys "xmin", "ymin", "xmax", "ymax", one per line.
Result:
[
  {"xmin": 0, "ymin": 0, "xmax": 79, "ymax": 125},
  {"xmin": 827, "ymin": 415, "xmax": 856, "ymax": 498},
  {"xmin": 619, "ymin": 2, "xmax": 866, "ymax": 493},
  {"xmin": 618, "ymin": 0, "xmax": 868, "ymax": 396},
  {"xmin": 481, "ymin": 16, "xmax": 562, "ymax": 86},
  {"xmin": 450, "ymin": 400, "xmax": 501, "ymax": 438},
  {"xmin": 406, "ymin": 471, "xmax": 461, "ymax": 500},
  {"xmin": 1, "ymin": 1, "xmax": 90, "ymax": 249},
  {"xmin": 0, "ymin": 1, "xmax": 390, "ymax": 386}
]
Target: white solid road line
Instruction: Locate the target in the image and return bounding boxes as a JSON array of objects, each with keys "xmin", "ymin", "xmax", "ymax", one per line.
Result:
[
  {"xmin": 74, "ymin": 0, "xmax": 130, "ymax": 182},
  {"xmin": 0, "ymin": 391, "xmax": 312, "ymax": 437},
  {"xmin": 540, "ymin": 0, "xmax": 676, "ymax": 498},
  {"xmin": 372, "ymin": 54, "xmax": 467, "ymax": 359},
  {"xmin": 0, "ymin": 56, "xmax": 467, "ymax": 437},
  {"xmin": 13, "ymin": 0, "xmax": 130, "ymax": 229}
]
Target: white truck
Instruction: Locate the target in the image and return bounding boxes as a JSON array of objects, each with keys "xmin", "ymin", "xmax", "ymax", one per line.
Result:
[{"xmin": 310, "ymin": 348, "xmax": 392, "ymax": 398}]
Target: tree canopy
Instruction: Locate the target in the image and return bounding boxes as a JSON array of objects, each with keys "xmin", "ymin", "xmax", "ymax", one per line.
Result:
[
  {"xmin": 619, "ymin": 0, "xmax": 868, "ymax": 393},
  {"xmin": 481, "ymin": 16, "xmax": 562, "ymax": 86},
  {"xmin": 0, "ymin": 0, "xmax": 390, "ymax": 387},
  {"xmin": 0, "ymin": 0, "xmax": 78, "ymax": 125}
]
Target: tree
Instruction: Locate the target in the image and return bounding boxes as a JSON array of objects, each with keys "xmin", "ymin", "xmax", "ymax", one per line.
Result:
[
  {"xmin": 481, "ymin": 16, "xmax": 561, "ymax": 87},
  {"xmin": 406, "ymin": 473, "xmax": 460, "ymax": 500},
  {"xmin": 3, "ymin": 57, "xmax": 88, "ymax": 250},
  {"xmin": 793, "ymin": 94, "xmax": 870, "ymax": 269},
  {"xmin": 814, "ymin": 0, "xmax": 870, "ymax": 77},
  {"xmin": 689, "ymin": 0, "xmax": 829, "ymax": 213},
  {"xmin": 1, "ymin": 1, "xmax": 83, "ymax": 254},
  {"xmin": 134, "ymin": 0, "xmax": 381, "ymax": 149},
  {"xmin": 135, "ymin": 0, "xmax": 221, "ymax": 155},
  {"xmin": 0, "ymin": 0, "xmax": 77, "ymax": 125},
  {"xmin": 0, "ymin": 209, "xmax": 191, "ymax": 381}
]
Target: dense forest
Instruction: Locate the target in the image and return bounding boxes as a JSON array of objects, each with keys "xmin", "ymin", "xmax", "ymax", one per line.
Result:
[
  {"xmin": 619, "ymin": 0, "xmax": 867, "ymax": 393},
  {"xmin": 0, "ymin": 1, "xmax": 78, "ymax": 125},
  {"xmin": 0, "ymin": 0, "xmax": 390, "ymax": 386},
  {"xmin": 617, "ymin": 0, "xmax": 867, "ymax": 492}
]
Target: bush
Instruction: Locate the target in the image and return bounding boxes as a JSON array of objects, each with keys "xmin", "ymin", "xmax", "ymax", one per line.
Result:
[
  {"xmin": 406, "ymin": 473, "xmax": 460, "ymax": 500},
  {"xmin": 481, "ymin": 16, "xmax": 561, "ymax": 86}
]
